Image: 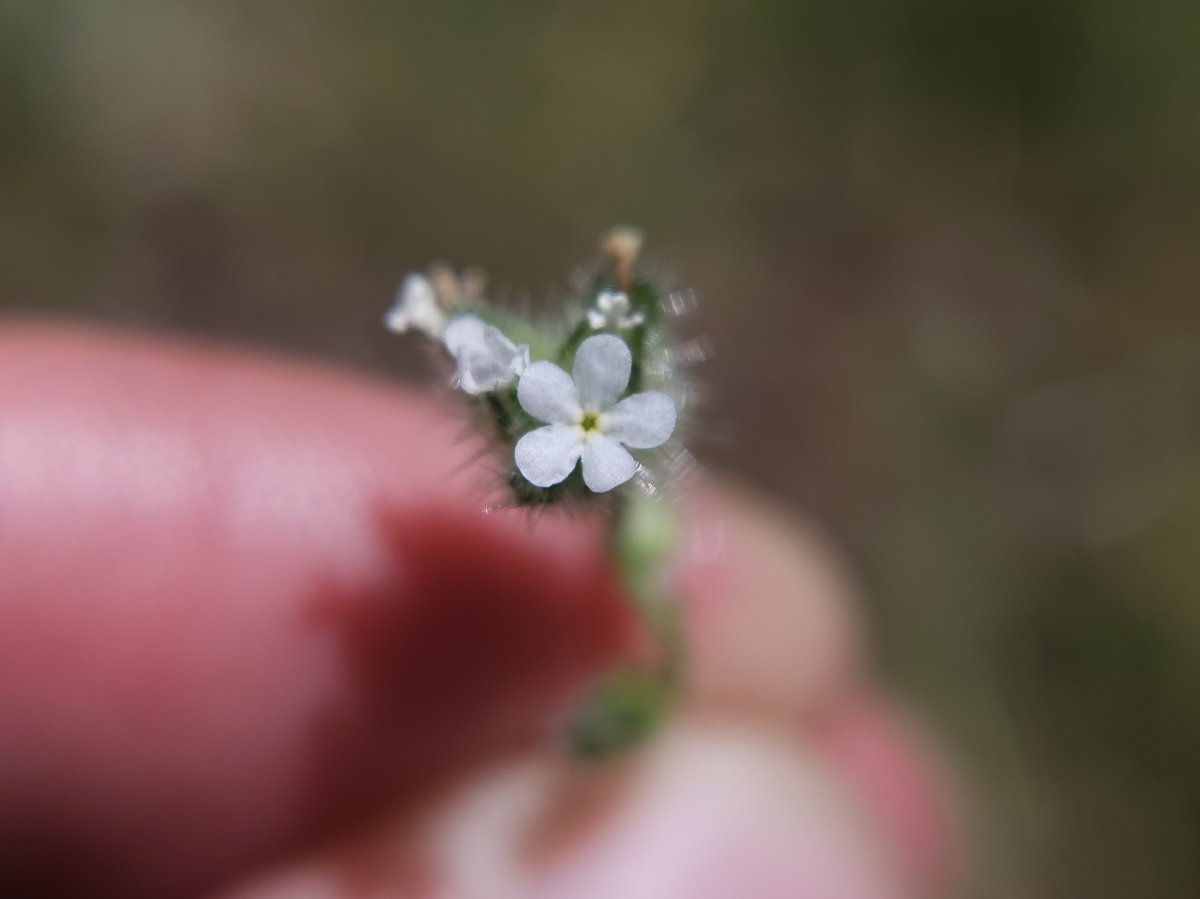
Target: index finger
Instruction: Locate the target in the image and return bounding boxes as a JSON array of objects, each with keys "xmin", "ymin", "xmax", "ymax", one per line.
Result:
[{"xmin": 0, "ymin": 324, "xmax": 634, "ymax": 898}]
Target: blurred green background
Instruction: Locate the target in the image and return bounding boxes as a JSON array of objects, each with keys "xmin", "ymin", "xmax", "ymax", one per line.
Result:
[{"xmin": 3, "ymin": 2, "xmax": 1199, "ymax": 896}]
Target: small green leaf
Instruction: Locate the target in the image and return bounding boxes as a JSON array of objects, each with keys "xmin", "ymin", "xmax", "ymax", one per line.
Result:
[{"xmin": 564, "ymin": 670, "xmax": 670, "ymax": 760}]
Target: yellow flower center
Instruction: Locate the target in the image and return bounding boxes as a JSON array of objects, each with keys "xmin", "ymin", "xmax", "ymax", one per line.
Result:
[{"xmin": 579, "ymin": 410, "xmax": 601, "ymax": 433}]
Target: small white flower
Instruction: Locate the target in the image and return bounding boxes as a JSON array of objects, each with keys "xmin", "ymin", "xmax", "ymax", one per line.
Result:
[
  {"xmin": 443, "ymin": 315, "xmax": 530, "ymax": 395},
  {"xmin": 514, "ymin": 334, "xmax": 676, "ymax": 492},
  {"xmin": 587, "ymin": 290, "xmax": 645, "ymax": 331},
  {"xmin": 384, "ymin": 273, "xmax": 447, "ymax": 338}
]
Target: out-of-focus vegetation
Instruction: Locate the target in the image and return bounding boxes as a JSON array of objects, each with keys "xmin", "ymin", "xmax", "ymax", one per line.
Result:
[{"xmin": 3, "ymin": 2, "xmax": 1199, "ymax": 896}]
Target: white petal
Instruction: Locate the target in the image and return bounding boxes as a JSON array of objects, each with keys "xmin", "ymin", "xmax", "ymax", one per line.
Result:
[
  {"xmin": 602, "ymin": 391, "xmax": 677, "ymax": 449},
  {"xmin": 515, "ymin": 424, "xmax": 583, "ymax": 488},
  {"xmin": 507, "ymin": 343, "xmax": 531, "ymax": 379},
  {"xmin": 385, "ymin": 273, "xmax": 446, "ymax": 337},
  {"xmin": 458, "ymin": 353, "xmax": 516, "ymax": 394},
  {"xmin": 573, "ymin": 334, "xmax": 631, "ymax": 410},
  {"xmin": 617, "ymin": 310, "xmax": 645, "ymax": 329},
  {"xmin": 517, "ymin": 361, "xmax": 581, "ymax": 424},
  {"xmin": 483, "ymin": 327, "xmax": 526, "ymax": 370},
  {"xmin": 443, "ymin": 316, "xmax": 528, "ymax": 394},
  {"xmin": 598, "ymin": 290, "xmax": 623, "ymax": 314},
  {"xmin": 587, "ymin": 308, "xmax": 607, "ymax": 330},
  {"xmin": 442, "ymin": 315, "xmax": 487, "ymax": 355},
  {"xmin": 580, "ymin": 434, "xmax": 639, "ymax": 493}
]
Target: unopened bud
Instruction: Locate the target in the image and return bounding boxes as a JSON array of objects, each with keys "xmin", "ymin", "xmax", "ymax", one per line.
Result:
[
  {"xmin": 602, "ymin": 226, "xmax": 644, "ymax": 291},
  {"xmin": 427, "ymin": 262, "xmax": 461, "ymax": 306}
]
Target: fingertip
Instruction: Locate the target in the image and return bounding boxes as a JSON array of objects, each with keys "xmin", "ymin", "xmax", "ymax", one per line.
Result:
[
  {"xmin": 212, "ymin": 720, "xmax": 909, "ymax": 899},
  {"xmin": 679, "ymin": 479, "xmax": 867, "ymax": 718}
]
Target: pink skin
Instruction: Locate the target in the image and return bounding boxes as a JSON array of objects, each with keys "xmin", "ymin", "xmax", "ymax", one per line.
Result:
[
  {"xmin": 810, "ymin": 695, "xmax": 962, "ymax": 897},
  {"xmin": 0, "ymin": 325, "xmax": 958, "ymax": 898}
]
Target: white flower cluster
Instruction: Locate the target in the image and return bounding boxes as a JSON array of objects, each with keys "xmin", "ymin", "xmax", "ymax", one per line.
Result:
[
  {"xmin": 385, "ymin": 262, "xmax": 678, "ymax": 495},
  {"xmin": 384, "ymin": 273, "xmax": 446, "ymax": 338},
  {"xmin": 587, "ymin": 289, "xmax": 644, "ymax": 331},
  {"xmin": 386, "ymin": 233, "xmax": 689, "ymax": 758}
]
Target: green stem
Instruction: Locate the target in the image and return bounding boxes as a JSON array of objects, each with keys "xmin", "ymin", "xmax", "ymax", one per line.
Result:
[{"xmin": 564, "ymin": 491, "xmax": 683, "ymax": 759}]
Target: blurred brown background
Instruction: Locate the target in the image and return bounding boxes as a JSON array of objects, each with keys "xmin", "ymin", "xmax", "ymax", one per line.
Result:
[{"xmin": 3, "ymin": 2, "xmax": 1199, "ymax": 896}]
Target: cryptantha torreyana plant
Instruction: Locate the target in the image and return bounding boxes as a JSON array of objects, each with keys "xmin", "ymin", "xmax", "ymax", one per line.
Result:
[{"xmin": 384, "ymin": 228, "xmax": 702, "ymax": 757}]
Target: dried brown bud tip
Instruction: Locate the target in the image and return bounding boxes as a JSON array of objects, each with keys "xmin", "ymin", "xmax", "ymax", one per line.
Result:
[{"xmin": 602, "ymin": 226, "xmax": 644, "ymax": 291}]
